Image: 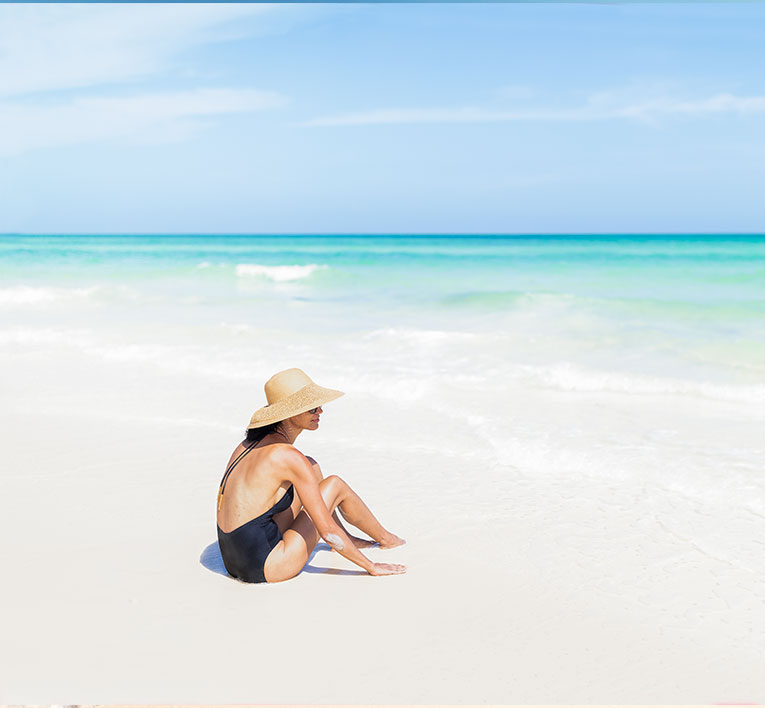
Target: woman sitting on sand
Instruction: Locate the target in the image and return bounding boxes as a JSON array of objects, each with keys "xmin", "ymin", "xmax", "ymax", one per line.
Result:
[{"xmin": 216, "ymin": 368, "xmax": 406, "ymax": 583}]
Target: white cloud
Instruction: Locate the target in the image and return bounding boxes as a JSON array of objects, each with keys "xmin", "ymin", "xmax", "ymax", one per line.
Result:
[
  {"xmin": 612, "ymin": 93, "xmax": 765, "ymax": 119},
  {"xmin": 0, "ymin": 5, "xmax": 296, "ymax": 155},
  {"xmin": 0, "ymin": 4, "xmax": 274, "ymax": 97},
  {"xmin": 0, "ymin": 88, "xmax": 286, "ymax": 156},
  {"xmin": 302, "ymin": 92, "xmax": 765, "ymax": 127}
]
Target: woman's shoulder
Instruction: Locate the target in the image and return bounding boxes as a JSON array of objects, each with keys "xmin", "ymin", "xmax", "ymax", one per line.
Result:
[
  {"xmin": 261, "ymin": 445, "xmax": 317, "ymax": 482},
  {"xmin": 227, "ymin": 440, "xmax": 297, "ymax": 468},
  {"xmin": 261, "ymin": 442, "xmax": 307, "ymax": 466}
]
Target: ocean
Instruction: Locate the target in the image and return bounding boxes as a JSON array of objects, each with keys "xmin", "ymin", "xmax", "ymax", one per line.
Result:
[
  {"xmin": 0, "ymin": 235, "xmax": 765, "ymax": 498},
  {"xmin": 2, "ymin": 233, "xmax": 763, "ymax": 393},
  {"xmin": 2, "ymin": 233, "xmax": 764, "ymax": 570}
]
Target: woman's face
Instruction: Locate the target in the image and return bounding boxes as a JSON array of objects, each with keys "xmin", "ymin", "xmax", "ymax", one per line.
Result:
[{"xmin": 289, "ymin": 405, "xmax": 323, "ymax": 431}]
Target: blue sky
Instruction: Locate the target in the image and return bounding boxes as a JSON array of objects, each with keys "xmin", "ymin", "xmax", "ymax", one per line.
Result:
[{"xmin": 1, "ymin": 2, "xmax": 764, "ymax": 234}]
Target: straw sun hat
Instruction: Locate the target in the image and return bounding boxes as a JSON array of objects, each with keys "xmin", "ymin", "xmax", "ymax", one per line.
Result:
[{"xmin": 248, "ymin": 368, "xmax": 344, "ymax": 429}]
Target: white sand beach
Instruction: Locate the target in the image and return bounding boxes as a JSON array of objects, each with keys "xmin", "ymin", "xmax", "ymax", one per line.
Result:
[{"xmin": 2, "ymin": 348, "xmax": 764, "ymax": 703}]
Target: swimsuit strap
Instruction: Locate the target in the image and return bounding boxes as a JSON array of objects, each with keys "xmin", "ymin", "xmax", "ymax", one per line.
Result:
[{"xmin": 217, "ymin": 440, "xmax": 259, "ymax": 511}]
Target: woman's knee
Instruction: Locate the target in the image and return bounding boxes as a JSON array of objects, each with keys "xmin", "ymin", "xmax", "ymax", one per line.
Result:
[
  {"xmin": 319, "ymin": 474, "xmax": 347, "ymax": 498},
  {"xmin": 306, "ymin": 456, "xmax": 323, "ymax": 482}
]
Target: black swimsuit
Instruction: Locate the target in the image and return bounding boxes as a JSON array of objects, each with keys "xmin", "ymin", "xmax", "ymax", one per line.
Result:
[{"xmin": 217, "ymin": 443, "xmax": 295, "ymax": 583}]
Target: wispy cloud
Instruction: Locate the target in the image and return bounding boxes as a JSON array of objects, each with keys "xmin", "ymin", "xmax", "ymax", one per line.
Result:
[
  {"xmin": 0, "ymin": 5, "xmax": 293, "ymax": 155},
  {"xmin": 587, "ymin": 84, "xmax": 765, "ymax": 121},
  {"xmin": 302, "ymin": 92, "xmax": 765, "ymax": 127},
  {"xmin": 0, "ymin": 89, "xmax": 286, "ymax": 156},
  {"xmin": 0, "ymin": 5, "xmax": 275, "ymax": 98}
]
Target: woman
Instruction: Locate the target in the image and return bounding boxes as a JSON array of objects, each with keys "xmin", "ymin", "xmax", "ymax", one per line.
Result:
[{"xmin": 217, "ymin": 368, "xmax": 406, "ymax": 583}]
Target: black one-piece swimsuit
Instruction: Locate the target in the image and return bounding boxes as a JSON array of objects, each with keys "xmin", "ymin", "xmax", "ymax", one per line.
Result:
[{"xmin": 217, "ymin": 442, "xmax": 295, "ymax": 583}]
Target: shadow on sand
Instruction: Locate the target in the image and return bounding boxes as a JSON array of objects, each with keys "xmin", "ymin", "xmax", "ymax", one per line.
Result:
[
  {"xmin": 200, "ymin": 540, "xmax": 366, "ymax": 579},
  {"xmin": 200, "ymin": 540, "xmax": 229, "ymax": 576}
]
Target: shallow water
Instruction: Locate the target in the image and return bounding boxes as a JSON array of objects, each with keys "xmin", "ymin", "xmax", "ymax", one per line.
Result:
[{"xmin": 2, "ymin": 233, "xmax": 764, "ymax": 385}]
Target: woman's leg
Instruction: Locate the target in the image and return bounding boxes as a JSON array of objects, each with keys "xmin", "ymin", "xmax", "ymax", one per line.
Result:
[
  {"xmin": 322, "ymin": 475, "xmax": 399, "ymax": 545},
  {"xmin": 264, "ymin": 475, "xmax": 403, "ymax": 583},
  {"xmin": 273, "ymin": 459, "xmax": 375, "ymax": 547}
]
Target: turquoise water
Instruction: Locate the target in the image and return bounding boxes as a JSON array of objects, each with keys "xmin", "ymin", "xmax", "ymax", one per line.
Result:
[
  {"xmin": 2, "ymin": 234, "xmax": 764, "ymax": 392},
  {"xmin": 3, "ymin": 233, "xmax": 764, "ymax": 304}
]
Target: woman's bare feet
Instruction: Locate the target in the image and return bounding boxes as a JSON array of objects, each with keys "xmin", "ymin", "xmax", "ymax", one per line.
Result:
[
  {"xmin": 325, "ymin": 535, "xmax": 376, "ymax": 552},
  {"xmin": 378, "ymin": 532, "xmax": 406, "ymax": 549},
  {"xmin": 351, "ymin": 536, "xmax": 377, "ymax": 549}
]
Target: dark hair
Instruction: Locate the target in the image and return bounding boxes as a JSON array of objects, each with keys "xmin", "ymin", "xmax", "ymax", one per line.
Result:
[{"xmin": 245, "ymin": 421, "xmax": 281, "ymax": 444}]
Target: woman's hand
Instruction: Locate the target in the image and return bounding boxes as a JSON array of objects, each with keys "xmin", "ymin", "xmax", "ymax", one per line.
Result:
[{"xmin": 368, "ymin": 562, "xmax": 406, "ymax": 576}]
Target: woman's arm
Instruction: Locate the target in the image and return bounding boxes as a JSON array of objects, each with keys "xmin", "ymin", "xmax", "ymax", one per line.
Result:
[{"xmin": 281, "ymin": 449, "xmax": 384, "ymax": 574}]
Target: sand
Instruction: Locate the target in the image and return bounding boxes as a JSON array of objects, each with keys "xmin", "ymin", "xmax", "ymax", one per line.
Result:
[{"xmin": 2, "ymin": 354, "xmax": 764, "ymax": 704}]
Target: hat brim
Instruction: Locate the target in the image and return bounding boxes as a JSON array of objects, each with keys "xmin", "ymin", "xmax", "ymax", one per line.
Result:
[{"xmin": 248, "ymin": 383, "xmax": 344, "ymax": 428}]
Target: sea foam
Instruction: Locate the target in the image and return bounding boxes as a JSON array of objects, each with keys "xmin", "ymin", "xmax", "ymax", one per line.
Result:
[
  {"xmin": 0, "ymin": 285, "xmax": 98, "ymax": 306},
  {"xmin": 351, "ymin": 327, "xmax": 765, "ymax": 406},
  {"xmin": 513, "ymin": 361, "xmax": 765, "ymax": 405},
  {"xmin": 235, "ymin": 263, "xmax": 328, "ymax": 282}
]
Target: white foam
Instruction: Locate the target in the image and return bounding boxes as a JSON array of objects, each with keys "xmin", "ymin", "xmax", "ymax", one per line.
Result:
[
  {"xmin": 235, "ymin": 263, "xmax": 328, "ymax": 282},
  {"xmin": 0, "ymin": 326, "xmax": 242, "ymax": 380},
  {"xmin": 220, "ymin": 322, "xmax": 255, "ymax": 336},
  {"xmin": 0, "ymin": 327, "xmax": 110, "ymax": 351},
  {"xmin": 363, "ymin": 327, "xmax": 480, "ymax": 345},
  {"xmin": 340, "ymin": 372, "xmax": 432, "ymax": 403},
  {"xmin": 514, "ymin": 361, "xmax": 765, "ymax": 404},
  {"xmin": 0, "ymin": 284, "xmax": 98, "ymax": 306},
  {"xmin": 349, "ymin": 327, "xmax": 765, "ymax": 406}
]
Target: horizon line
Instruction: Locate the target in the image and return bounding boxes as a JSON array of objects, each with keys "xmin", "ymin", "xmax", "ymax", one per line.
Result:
[{"xmin": 2, "ymin": 231, "xmax": 765, "ymax": 238}]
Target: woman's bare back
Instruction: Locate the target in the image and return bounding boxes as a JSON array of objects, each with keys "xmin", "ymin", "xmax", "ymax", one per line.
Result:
[{"xmin": 216, "ymin": 441, "xmax": 295, "ymax": 533}]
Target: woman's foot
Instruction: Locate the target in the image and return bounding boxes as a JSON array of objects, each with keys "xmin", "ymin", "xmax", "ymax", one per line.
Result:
[
  {"xmin": 327, "ymin": 535, "xmax": 376, "ymax": 551},
  {"xmin": 378, "ymin": 532, "xmax": 405, "ymax": 549},
  {"xmin": 351, "ymin": 536, "xmax": 377, "ymax": 549}
]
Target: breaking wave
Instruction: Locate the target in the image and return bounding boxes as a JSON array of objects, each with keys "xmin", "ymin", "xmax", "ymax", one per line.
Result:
[{"xmin": 235, "ymin": 263, "xmax": 328, "ymax": 282}]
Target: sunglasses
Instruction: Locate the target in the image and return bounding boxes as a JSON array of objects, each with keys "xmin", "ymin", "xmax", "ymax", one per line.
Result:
[{"xmin": 308, "ymin": 407, "xmax": 321, "ymax": 414}]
